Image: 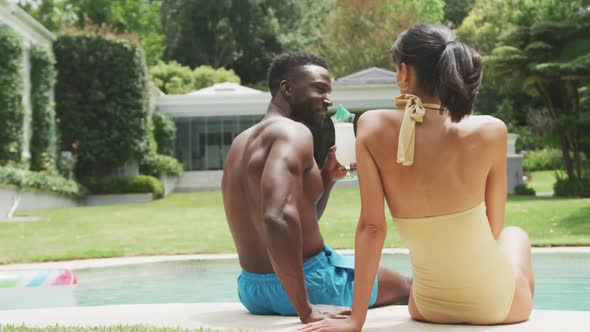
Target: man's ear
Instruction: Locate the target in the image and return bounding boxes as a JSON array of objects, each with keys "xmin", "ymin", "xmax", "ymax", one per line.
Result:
[{"xmin": 279, "ymin": 80, "xmax": 294, "ymax": 97}]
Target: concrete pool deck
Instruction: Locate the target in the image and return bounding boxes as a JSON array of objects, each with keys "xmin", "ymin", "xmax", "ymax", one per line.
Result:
[
  {"xmin": 0, "ymin": 303, "xmax": 589, "ymax": 331},
  {"xmin": 0, "ymin": 248, "xmax": 589, "ymax": 331}
]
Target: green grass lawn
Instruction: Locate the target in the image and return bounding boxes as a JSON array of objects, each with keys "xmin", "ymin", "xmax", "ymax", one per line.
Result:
[
  {"xmin": 526, "ymin": 170, "xmax": 566, "ymax": 193},
  {"xmin": 0, "ymin": 189, "xmax": 589, "ymax": 264}
]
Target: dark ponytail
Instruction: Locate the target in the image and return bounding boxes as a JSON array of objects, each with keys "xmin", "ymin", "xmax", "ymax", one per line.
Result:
[
  {"xmin": 391, "ymin": 24, "xmax": 483, "ymax": 122},
  {"xmin": 436, "ymin": 41, "xmax": 482, "ymax": 122}
]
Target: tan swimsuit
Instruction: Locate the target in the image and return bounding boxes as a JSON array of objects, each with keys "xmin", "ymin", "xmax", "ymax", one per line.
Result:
[{"xmin": 392, "ymin": 94, "xmax": 516, "ymax": 324}]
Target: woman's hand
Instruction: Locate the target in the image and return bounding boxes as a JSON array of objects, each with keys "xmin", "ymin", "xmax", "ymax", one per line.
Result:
[{"xmin": 297, "ymin": 317, "xmax": 361, "ymax": 332}]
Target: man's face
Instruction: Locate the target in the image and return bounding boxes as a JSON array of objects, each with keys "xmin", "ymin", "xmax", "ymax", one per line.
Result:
[{"xmin": 289, "ymin": 65, "xmax": 333, "ymax": 129}]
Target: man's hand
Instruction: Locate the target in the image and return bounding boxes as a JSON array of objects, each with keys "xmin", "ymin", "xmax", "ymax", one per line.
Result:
[
  {"xmin": 297, "ymin": 317, "xmax": 361, "ymax": 332},
  {"xmin": 321, "ymin": 145, "xmax": 348, "ymax": 182},
  {"xmin": 300, "ymin": 304, "xmax": 352, "ymax": 324}
]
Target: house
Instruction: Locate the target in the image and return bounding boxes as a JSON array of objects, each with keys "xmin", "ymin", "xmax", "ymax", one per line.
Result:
[{"xmin": 154, "ymin": 67, "xmax": 401, "ymax": 191}]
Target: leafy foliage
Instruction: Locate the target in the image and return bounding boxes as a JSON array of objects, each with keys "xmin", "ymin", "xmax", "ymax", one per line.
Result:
[
  {"xmin": 0, "ymin": 166, "xmax": 86, "ymax": 198},
  {"xmin": 54, "ymin": 33, "xmax": 151, "ymax": 178},
  {"xmin": 554, "ymin": 176, "xmax": 590, "ymax": 198},
  {"xmin": 312, "ymin": 0, "xmax": 445, "ymax": 77},
  {"xmin": 18, "ymin": 0, "xmax": 165, "ymax": 66},
  {"xmin": 0, "ymin": 26, "xmax": 24, "ymax": 166},
  {"xmin": 486, "ymin": 11, "xmax": 590, "ymax": 179},
  {"xmin": 152, "ymin": 111, "xmax": 176, "ymax": 156},
  {"xmin": 82, "ymin": 175, "xmax": 164, "ymax": 199},
  {"xmin": 139, "ymin": 153, "xmax": 183, "ymax": 178},
  {"xmin": 523, "ymin": 148, "xmax": 563, "ymax": 172},
  {"xmin": 149, "ymin": 61, "xmax": 240, "ymax": 94},
  {"xmin": 29, "ymin": 45, "xmax": 58, "ymax": 173},
  {"xmin": 160, "ymin": 0, "xmax": 331, "ymax": 83}
]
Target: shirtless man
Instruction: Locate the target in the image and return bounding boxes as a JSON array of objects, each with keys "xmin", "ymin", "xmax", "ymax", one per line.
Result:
[{"xmin": 222, "ymin": 52, "xmax": 410, "ymax": 324}]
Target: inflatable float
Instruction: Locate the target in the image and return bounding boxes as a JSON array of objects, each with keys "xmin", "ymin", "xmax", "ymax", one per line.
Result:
[{"xmin": 0, "ymin": 269, "xmax": 77, "ymax": 309}]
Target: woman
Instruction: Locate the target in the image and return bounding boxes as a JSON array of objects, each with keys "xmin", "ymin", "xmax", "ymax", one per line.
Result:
[{"xmin": 300, "ymin": 24, "xmax": 535, "ymax": 331}]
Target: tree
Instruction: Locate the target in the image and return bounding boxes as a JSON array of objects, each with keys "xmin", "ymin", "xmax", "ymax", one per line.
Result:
[
  {"xmin": 18, "ymin": 0, "xmax": 165, "ymax": 65},
  {"xmin": 486, "ymin": 11, "xmax": 590, "ymax": 179},
  {"xmin": 456, "ymin": 0, "xmax": 590, "ymax": 55},
  {"xmin": 311, "ymin": 0, "xmax": 445, "ymax": 77},
  {"xmin": 443, "ymin": 0, "xmax": 475, "ymax": 28},
  {"xmin": 160, "ymin": 0, "xmax": 331, "ymax": 84}
]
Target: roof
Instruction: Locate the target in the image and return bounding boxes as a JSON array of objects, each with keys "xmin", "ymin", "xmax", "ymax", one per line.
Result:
[
  {"xmin": 334, "ymin": 67, "xmax": 397, "ymax": 87},
  {"xmin": 186, "ymin": 82, "xmax": 264, "ymax": 96}
]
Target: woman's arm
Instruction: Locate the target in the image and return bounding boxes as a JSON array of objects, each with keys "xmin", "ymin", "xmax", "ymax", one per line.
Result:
[
  {"xmin": 299, "ymin": 112, "xmax": 387, "ymax": 332},
  {"xmin": 484, "ymin": 120, "xmax": 508, "ymax": 239}
]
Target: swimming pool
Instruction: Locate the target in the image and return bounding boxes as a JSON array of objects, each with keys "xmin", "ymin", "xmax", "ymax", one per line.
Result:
[{"xmin": 1, "ymin": 252, "xmax": 589, "ymax": 311}]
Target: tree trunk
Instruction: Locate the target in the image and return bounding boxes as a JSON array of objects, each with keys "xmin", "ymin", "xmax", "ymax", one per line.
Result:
[{"xmin": 536, "ymin": 82, "xmax": 575, "ymax": 178}]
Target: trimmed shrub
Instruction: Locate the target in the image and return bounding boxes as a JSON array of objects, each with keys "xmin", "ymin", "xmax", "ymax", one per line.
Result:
[
  {"xmin": 513, "ymin": 183, "xmax": 536, "ymax": 196},
  {"xmin": 82, "ymin": 175, "xmax": 164, "ymax": 199},
  {"xmin": 140, "ymin": 153, "xmax": 183, "ymax": 178},
  {"xmin": 0, "ymin": 26, "xmax": 24, "ymax": 166},
  {"xmin": 152, "ymin": 111, "xmax": 176, "ymax": 157},
  {"xmin": 29, "ymin": 45, "xmax": 58, "ymax": 173},
  {"xmin": 192, "ymin": 65, "xmax": 240, "ymax": 90},
  {"xmin": 54, "ymin": 33, "xmax": 150, "ymax": 178},
  {"xmin": 0, "ymin": 166, "xmax": 87, "ymax": 198},
  {"xmin": 523, "ymin": 148, "xmax": 563, "ymax": 172},
  {"xmin": 149, "ymin": 61, "xmax": 241, "ymax": 94},
  {"xmin": 149, "ymin": 61, "xmax": 194, "ymax": 94},
  {"xmin": 554, "ymin": 177, "xmax": 590, "ymax": 198}
]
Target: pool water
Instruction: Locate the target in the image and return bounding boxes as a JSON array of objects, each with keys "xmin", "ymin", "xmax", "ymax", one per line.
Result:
[{"xmin": 2, "ymin": 253, "xmax": 589, "ymax": 311}]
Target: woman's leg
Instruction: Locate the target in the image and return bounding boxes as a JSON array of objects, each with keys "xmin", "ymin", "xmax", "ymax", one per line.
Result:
[{"xmin": 498, "ymin": 226, "xmax": 535, "ymax": 324}]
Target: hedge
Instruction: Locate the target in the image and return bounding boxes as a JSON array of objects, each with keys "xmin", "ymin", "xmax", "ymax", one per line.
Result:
[
  {"xmin": 82, "ymin": 175, "xmax": 164, "ymax": 199},
  {"xmin": 152, "ymin": 111, "xmax": 176, "ymax": 157},
  {"xmin": 523, "ymin": 148, "xmax": 563, "ymax": 172},
  {"xmin": 54, "ymin": 33, "xmax": 150, "ymax": 177},
  {"xmin": 140, "ymin": 153, "xmax": 183, "ymax": 178},
  {"xmin": 29, "ymin": 45, "xmax": 58, "ymax": 173},
  {"xmin": 0, "ymin": 166, "xmax": 87, "ymax": 198},
  {"xmin": 0, "ymin": 26, "xmax": 24, "ymax": 166}
]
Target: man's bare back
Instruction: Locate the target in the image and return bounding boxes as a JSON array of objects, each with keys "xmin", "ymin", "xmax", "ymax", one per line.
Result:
[
  {"xmin": 220, "ymin": 52, "xmax": 410, "ymax": 323},
  {"xmin": 222, "ymin": 117, "xmax": 325, "ymax": 273}
]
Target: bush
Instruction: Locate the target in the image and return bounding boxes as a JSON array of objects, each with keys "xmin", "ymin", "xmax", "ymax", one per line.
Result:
[
  {"xmin": 554, "ymin": 176, "xmax": 590, "ymax": 198},
  {"xmin": 54, "ymin": 33, "xmax": 150, "ymax": 178},
  {"xmin": 82, "ymin": 175, "xmax": 164, "ymax": 199},
  {"xmin": 29, "ymin": 45, "xmax": 58, "ymax": 173},
  {"xmin": 0, "ymin": 166, "xmax": 87, "ymax": 198},
  {"xmin": 513, "ymin": 183, "xmax": 536, "ymax": 196},
  {"xmin": 149, "ymin": 61, "xmax": 194, "ymax": 94},
  {"xmin": 152, "ymin": 111, "xmax": 176, "ymax": 157},
  {"xmin": 149, "ymin": 61, "xmax": 241, "ymax": 94},
  {"xmin": 192, "ymin": 65, "xmax": 240, "ymax": 90},
  {"xmin": 0, "ymin": 26, "xmax": 24, "ymax": 166},
  {"xmin": 523, "ymin": 148, "xmax": 563, "ymax": 171},
  {"xmin": 140, "ymin": 153, "xmax": 183, "ymax": 178}
]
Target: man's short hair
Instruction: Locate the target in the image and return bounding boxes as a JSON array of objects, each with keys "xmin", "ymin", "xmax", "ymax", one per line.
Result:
[{"xmin": 267, "ymin": 51, "xmax": 328, "ymax": 97}]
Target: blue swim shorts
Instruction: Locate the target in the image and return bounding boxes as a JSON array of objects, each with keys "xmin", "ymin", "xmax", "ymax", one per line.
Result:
[{"xmin": 237, "ymin": 245, "xmax": 378, "ymax": 315}]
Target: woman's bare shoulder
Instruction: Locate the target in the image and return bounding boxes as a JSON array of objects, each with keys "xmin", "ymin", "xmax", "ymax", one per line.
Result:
[
  {"xmin": 459, "ymin": 114, "xmax": 507, "ymax": 143},
  {"xmin": 356, "ymin": 109, "xmax": 400, "ymax": 140}
]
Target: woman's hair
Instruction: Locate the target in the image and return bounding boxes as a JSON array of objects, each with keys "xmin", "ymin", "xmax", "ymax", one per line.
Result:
[{"xmin": 391, "ymin": 24, "xmax": 482, "ymax": 122}]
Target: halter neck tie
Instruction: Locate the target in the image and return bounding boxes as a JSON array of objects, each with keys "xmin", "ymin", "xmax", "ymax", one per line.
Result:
[{"xmin": 395, "ymin": 94, "xmax": 442, "ymax": 166}]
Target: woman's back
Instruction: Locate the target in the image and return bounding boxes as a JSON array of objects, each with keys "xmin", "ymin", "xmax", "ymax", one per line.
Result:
[{"xmin": 360, "ymin": 107, "xmax": 507, "ymax": 219}]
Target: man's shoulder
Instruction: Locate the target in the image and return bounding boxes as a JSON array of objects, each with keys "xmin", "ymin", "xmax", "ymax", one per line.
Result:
[{"xmin": 260, "ymin": 117, "xmax": 313, "ymax": 143}]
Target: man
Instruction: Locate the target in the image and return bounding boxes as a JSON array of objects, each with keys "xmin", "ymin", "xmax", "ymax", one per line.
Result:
[{"xmin": 222, "ymin": 52, "xmax": 410, "ymax": 323}]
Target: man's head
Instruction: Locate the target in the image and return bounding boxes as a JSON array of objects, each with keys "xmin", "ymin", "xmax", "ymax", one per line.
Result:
[{"xmin": 267, "ymin": 52, "xmax": 333, "ymax": 128}]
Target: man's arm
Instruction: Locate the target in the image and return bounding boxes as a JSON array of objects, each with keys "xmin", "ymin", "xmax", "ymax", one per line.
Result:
[{"xmin": 260, "ymin": 124, "xmax": 315, "ymax": 322}]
